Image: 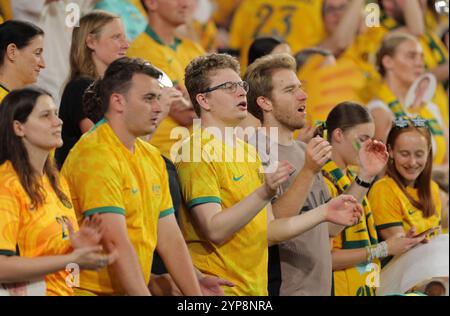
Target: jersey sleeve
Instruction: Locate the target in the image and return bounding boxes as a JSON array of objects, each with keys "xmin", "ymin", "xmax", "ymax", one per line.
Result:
[
  {"xmin": 62, "ymin": 147, "xmax": 126, "ymax": 217},
  {"xmin": 157, "ymin": 155, "xmax": 175, "ymax": 219},
  {"xmin": 368, "ymin": 180, "xmax": 403, "ymax": 230},
  {"xmin": 176, "ymin": 159, "xmax": 221, "ymax": 211},
  {"xmin": 0, "ymin": 184, "xmax": 20, "ymax": 256}
]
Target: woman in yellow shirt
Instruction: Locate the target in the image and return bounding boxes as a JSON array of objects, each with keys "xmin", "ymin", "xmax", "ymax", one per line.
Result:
[
  {"xmin": 0, "ymin": 87, "xmax": 116, "ymax": 296},
  {"xmin": 319, "ymin": 102, "xmax": 424, "ymax": 296},
  {"xmin": 368, "ymin": 117, "xmax": 446, "ymax": 295},
  {"xmin": 0, "ymin": 20, "xmax": 46, "ymax": 102}
]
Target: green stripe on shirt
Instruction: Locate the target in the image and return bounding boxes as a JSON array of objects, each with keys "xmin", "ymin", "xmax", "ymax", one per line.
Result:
[{"xmin": 84, "ymin": 206, "xmax": 125, "ymax": 217}]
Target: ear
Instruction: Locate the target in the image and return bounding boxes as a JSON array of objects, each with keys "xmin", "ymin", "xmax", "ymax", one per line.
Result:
[
  {"xmin": 109, "ymin": 93, "xmax": 126, "ymax": 113},
  {"xmin": 332, "ymin": 128, "xmax": 345, "ymax": 143},
  {"xmin": 13, "ymin": 120, "xmax": 25, "ymax": 137},
  {"xmin": 6, "ymin": 43, "xmax": 18, "ymax": 62},
  {"xmin": 382, "ymin": 55, "xmax": 394, "ymax": 72},
  {"xmin": 387, "ymin": 144, "xmax": 394, "ymax": 159},
  {"xmin": 256, "ymin": 96, "xmax": 272, "ymax": 112},
  {"xmin": 86, "ymin": 33, "xmax": 97, "ymax": 51},
  {"xmin": 195, "ymin": 93, "xmax": 211, "ymax": 112},
  {"xmin": 144, "ymin": 0, "xmax": 158, "ymax": 11}
]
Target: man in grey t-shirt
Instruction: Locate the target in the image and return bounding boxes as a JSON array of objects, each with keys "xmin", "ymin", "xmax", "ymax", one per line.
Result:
[{"xmin": 244, "ymin": 53, "xmax": 356, "ymax": 295}]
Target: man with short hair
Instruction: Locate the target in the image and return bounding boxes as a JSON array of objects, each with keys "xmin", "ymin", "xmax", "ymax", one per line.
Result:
[
  {"xmin": 244, "ymin": 53, "xmax": 388, "ymax": 295},
  {"xmin": 128, "ymin": 0, "xmax": 205, "ymax": 158},
  {"xmin": 176, "ymin": 53, "xmax": 362, "ymax": 296},
  {"xmin": 62, "ymin": 57, "xmax": 202, "ymax": 296}
]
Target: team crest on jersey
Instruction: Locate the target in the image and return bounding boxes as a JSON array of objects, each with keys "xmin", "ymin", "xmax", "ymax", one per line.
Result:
[{"xmin": 152, "ymin": 184, "xmax": 161, "ymax": 195}]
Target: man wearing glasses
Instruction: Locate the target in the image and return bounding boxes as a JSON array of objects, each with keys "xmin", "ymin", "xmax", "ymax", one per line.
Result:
[{"xmin": 175, "ymin": 53, "xmax": 363, "ymax": 296}]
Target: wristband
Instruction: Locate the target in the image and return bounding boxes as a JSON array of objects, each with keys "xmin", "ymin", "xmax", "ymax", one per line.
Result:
[{"xmin": 355, "ymin": 176, "xmax": 372, "ymax": 188}]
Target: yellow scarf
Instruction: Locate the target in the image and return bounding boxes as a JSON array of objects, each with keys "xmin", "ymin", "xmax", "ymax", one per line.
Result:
[{"xmin": 322, "ymin": 160, "xmax": 379, "ymax": 296}]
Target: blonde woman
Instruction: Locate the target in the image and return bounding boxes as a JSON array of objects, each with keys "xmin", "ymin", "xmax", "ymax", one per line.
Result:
[{"xmin": 55, "ymin": 10, "xmax": 129, "ymax": 168}]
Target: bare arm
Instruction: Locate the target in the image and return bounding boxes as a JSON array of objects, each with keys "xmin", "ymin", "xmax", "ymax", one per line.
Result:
[
  {"xmin": 268, "ymin": 195, "xmax": 362, "ymax": 246},
  {"xmin": 101, "ymin": 213, "xmax": 151, "ymax": 296},
  {"xmin": 156, "ymin": 214, "xmax": 202, "ymax": 296},
  {"xmin": 191, "ymin": 161, "xmax": 293, "ymax": 246},
  {"xmin": 400, "ymin": 0, "xmax": 425, "ymax": 37},
  {"xmin": 333, "ymin": 227, "xmax": 425, "ymax": 270},
  {"xmin": 319, "ymin": 0, "xmax": 365, "ymax": 56},
  {"xmin": 0, "ymin": 246, "xmax": 110, "ymax": 283},
  {"xmin": 272, "ymin": 137, "xmax": 332, "ymax": 218}
]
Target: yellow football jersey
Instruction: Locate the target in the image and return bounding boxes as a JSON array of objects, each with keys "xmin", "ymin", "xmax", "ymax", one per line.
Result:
[
  {"xmin": 176, "ymin": 129, "xmax": 268, "ymax": 296},
  {"xmin": 369, "ymin": 176, "xmax": 442, "ymax": 236},
  {"xmin": 61, "ymin": 119, "xmax": 174, "ymax": 295},
  {"xmin": 212, "ymin": 0, "xmax": 242, "ymax": 26},
  {"xmin": 0, "ymin": 161, "xmax": 77, "ymax": 296},
  {"xmin": 322, "ymin": 163, "xmax": 379, "ymax": 296},
  {"xmin": 229, "ymin": 0, "xmax": 326, "ymax": 70},
  {"xmin": 127, "ymin": 25, "xmax": 204, "ymax": 158},
  {"xmin": 0, "ymin": 84, "xmax": 9, "ymax": 103}
]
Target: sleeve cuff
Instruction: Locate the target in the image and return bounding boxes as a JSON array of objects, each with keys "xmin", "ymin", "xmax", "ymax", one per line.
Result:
[
  {"xmin": 159, "ymin": 207, "xmax": 175, "ymax": 219},
  {"xmin": 187, "ymin": 196, "xmax": 221, "ymax": 210},
  {"xmin": 84, "ymin": 206, "xmax": 125, "ymax": 217},
  {"xmin": 0, "ymin": 249, "xmax": 16, "ymax": 256},
  {"xmin": 376, "ymin": 222, "xmax": 404, "ymax": 230}
]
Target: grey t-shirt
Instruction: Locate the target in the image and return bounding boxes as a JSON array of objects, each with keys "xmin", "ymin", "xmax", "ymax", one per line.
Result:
[{"xmin": 248, "ymin": 130, "xmax": 332, "ymax": 296}]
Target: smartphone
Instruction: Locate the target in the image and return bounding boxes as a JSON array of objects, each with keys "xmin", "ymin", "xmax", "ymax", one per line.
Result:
[{"xmin": 414, "ymin": 227, "xmax": 440, "ymax": 238}]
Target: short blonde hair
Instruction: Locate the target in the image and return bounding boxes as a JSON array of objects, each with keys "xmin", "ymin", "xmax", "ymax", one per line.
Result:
[{"xmin": 244, "ymin": 53, "xmax": 296, "ymax": 122}]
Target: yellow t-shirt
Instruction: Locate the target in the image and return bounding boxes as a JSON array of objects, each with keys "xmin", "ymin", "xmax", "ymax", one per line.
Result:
[
  {"xmin": 368, "ymin": 176, "xmax": 442, "ymax": 236},
  {"xmin": 0, "ymin": 161, "xmax": 77, "ymax": 296},
  {"xmin": 0, "ymin": 84, "xmax": 9, "ymax": 103},
  {"xmin": 229, "ymin": 0, "xmax": 325, "ymax": 70},
  {"xmin": 176, "ymin": 130, "xmax": 268, "ymax": 296},
  {"xmin": 127, "ymin": 25, "xmax": 204, "ymax": 158},
  {"xmin": 61, "ymin": 119, "xmax": 174, "ymax": 295}
]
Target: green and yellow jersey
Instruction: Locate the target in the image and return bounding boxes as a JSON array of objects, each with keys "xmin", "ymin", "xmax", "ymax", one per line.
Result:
[
  {"xmin": 61, "ymin": 119, "xmax": 174, "ymax": 295},
  {"xmin": 176, "ymin": 129, "xmax": 268, "ymax": 296},
  {"xmin": 0, "ymin": 161, "xmax": 77, "ymax": 296}
]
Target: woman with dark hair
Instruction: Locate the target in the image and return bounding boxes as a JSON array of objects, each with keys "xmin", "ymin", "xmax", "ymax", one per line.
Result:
[
  {"xmin": 55, "ymin": 11, "xmax": 129, "ymax": 169},
  {"xmin": 368, "ymin": 117, "xmax": 446, "ymax": 295},
  {"xmin": 247, "ymin": 36, "xmax": 291, "ymax": 66},
  {"xmin": 0, "ymin": 87, "xmax": 116, "ymax": 296},
  {"xmin": 319, "ymin": 101, "xmax": 424, "ymax": 296},
  {"xmin": 0, "ymin": 20, "xmax": 45, "ymax": 102}
]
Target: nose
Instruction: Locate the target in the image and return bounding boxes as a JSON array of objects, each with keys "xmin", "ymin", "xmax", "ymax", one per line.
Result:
[
  {"xmin": 122, "ymin": 37, "xmax": 130, "ymax": 49},
  {"xmin": 53, "ymin": 114, "xmax": 63, "ymax": 126},
  {"xmin": 297, "ymin": 87, "xmax": 308, "ymax": 101},
  {"xmin": 153, "ymin": 100, "xmax": 162, "ymax": 114},
  {"xmin": 39, "ymin": 55, "xmax": 46, "ymax": 69}
]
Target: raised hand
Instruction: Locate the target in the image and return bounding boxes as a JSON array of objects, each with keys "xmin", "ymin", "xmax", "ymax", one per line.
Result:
[
  {"xmin": 296, "ymin": 123, "xmax": 317, "ymax": 144},
  {"xmin": 68, "ymin": 214, "xmax": 104, "ymax": 249},
  {"xmin": 304, "ymin": 136, "xmax": 332, "ymax": 173},
  {"xmin": 358, "ymin": 139, "xmax": 389, "ymax": 179},
  {"xmin": 262, "ymin": 160, "xmax": 294, "ymax": 199},
  {"xmin": 199, "ymin": 275, "xmax": 234, "ymax": 296},
  {"xmin": 324, "ymin": 195, "xmax": 363, "ymax": 226}
]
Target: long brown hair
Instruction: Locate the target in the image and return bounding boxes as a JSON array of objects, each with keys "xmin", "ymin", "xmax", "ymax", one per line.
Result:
[
  {"xmin": 69, "ymin": 10, "xmax": 119, "ymax": 81},
  {"xmin": 386, "ymin": 123, "xmax": 435, "ymax": 218},
  {"xmin": 0, "ymin": 87, "xmax": 70, "ymax": 208}
]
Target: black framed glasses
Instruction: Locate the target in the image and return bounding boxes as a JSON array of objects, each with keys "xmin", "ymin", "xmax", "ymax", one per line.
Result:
[{"xmin": 201, "ymin": 81, "xmax": 249, "ymax": 94}]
